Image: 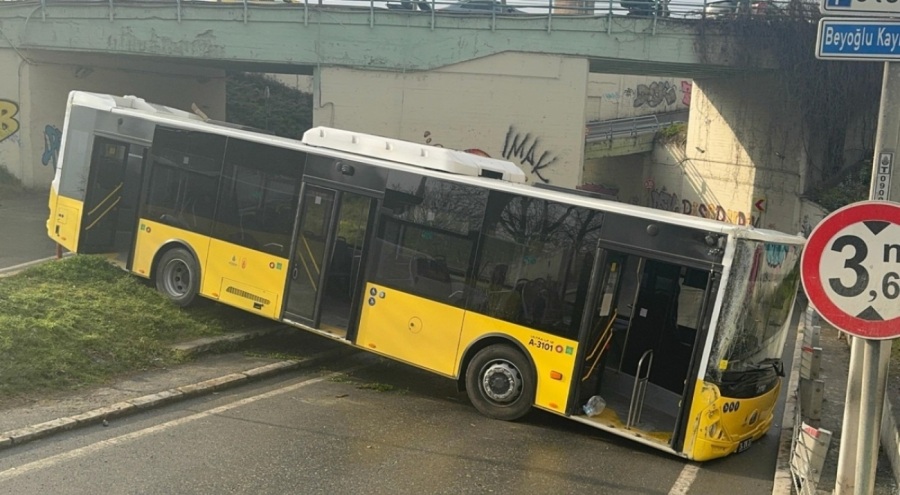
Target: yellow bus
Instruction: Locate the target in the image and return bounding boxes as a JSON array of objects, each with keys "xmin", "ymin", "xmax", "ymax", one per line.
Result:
[{"xmin": 48, "ymin": 91, "xmax": 805, "ymax": 461}]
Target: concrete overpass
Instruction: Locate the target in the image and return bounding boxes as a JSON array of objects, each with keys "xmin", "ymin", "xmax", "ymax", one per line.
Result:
[
  {"xmin": 0, "ymin": 0, "xmax": 819, "ymax": 234},
  {"xmin": 0, "ymin": 0, "xmax": 766, "ymax": 76}
]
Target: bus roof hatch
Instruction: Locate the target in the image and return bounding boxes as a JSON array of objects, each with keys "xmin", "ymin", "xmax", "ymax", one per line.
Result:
[{"xmin": 302, "ymin": 127, "xmax": 526, "ymax": 183}]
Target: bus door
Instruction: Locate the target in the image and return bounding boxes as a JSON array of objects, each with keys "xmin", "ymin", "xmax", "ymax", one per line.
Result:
[
  {"xmin": 283, "ymin": 184, "xmax": 375, "ymax": 339},
  {"xmin": 79, "ymin": 138, "xmax": 145, "ymax": 268},
  {"xmin": 578, "ymin": 251, "xmax": 710, "ymax": 447}
]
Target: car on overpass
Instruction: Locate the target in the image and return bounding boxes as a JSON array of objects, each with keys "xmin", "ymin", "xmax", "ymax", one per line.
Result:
[
  {"xmin": 387, "ymin": 0, "xmax": 524, "ymax": 13},
  {"xmin": 441, "ymin": 0, "xmax": 523, "ymax": 13},
  {"xmin": 700, "ymin": 0, "xmax": 816, "ymax": 17}
]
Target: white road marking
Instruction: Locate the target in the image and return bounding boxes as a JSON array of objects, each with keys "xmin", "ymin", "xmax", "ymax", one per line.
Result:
[
  {"xmin": 668, "ymin": 463, "xmax": 700, "ymax": 495},
  {"xmin": 0, "ymin": 366, "xmax": 364, "ymax": 483}
]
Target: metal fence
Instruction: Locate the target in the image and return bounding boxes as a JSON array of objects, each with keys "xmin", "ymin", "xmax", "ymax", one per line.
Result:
[{"xmin": 17, "ymin": 0, "xmax": 822, "ymax": 30}]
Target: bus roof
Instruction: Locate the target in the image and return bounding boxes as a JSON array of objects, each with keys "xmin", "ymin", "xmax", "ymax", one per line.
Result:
[
  {"xmin": 302, "ymin": 127, "xmax": 526, "ymax": 184},
  {"xmin": 69, "ymin": 91, "xmax": 805, "ymax": 247}
]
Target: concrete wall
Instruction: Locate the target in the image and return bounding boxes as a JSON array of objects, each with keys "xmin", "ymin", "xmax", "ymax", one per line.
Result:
[
  {"xmin": 581, "ymin": 154, "xmax": 645, "ymax": 204},
  {"xmin": 0, "ymin": 51, "xmax": 26, "ymax": 190},
  {"xmin": 0, "ymin": 51, "xmax": 227, "ymax": 190},
  {"xmin": 586, "ymin": 74, "xmax": 691, "ymax": 121},
  {"xmin": 315, "ymin": 53, "xmax": 589, "ymax": 187},
  {"xmin": 639, "ymin": 75, "xmax": 805, "ymax": 234}
]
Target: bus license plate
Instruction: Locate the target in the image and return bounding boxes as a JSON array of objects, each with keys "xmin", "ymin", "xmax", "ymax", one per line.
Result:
[{"xmin": 737, "ymin": 439, "xmax": 752, "ymax": 453}]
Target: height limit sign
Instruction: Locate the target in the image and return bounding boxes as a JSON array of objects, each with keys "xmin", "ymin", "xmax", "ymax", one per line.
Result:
[
  {"xmin": 875, "ymin": 152, "xmax": 893, "ymax": 202},
  {"xmin": 801, "ymin": 201, "xmax": 900, "ymax": 339}
]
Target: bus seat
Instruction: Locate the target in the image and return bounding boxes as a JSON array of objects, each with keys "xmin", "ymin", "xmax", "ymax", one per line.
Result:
[{"xmin": 410, "ymin": 256, "xmax": 452, "ymax": 300}]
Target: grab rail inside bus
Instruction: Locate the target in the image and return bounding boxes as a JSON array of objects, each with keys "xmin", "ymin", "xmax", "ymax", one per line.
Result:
[
  {"xmin": 627, "ymin": 349, "xmax": 653, "ymax": 429},
  {"xmin": 581, "ymin": 309, "xmax": 617, "ymax": 382},
  {"xmin": 296, "ymin": 234, "xmax": 320, "ymax": 291}
]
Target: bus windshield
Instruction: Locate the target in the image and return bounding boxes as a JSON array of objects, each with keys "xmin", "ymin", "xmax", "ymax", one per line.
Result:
[{"xmin": 706, "ymin": 239, "xmax": 802, "ymax": 397}]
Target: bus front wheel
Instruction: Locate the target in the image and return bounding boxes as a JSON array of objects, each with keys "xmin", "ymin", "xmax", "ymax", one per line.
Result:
[
  {"xmin": 155, "ymin": 247, "xmax": 200, "ymax": 307},
  {"xmin": 465, "ymin": 344, "xmax": 535, "ymax": 421}
]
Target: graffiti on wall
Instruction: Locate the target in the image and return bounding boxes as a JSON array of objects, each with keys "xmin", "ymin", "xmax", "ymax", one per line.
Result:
[
  {"xmin": 43, "ymin": 125, "xmax": 62, "ymax": 171},
  {"xmin": 680, "ymin": 200, "xmax": 760, "ymax": 227},
  {"xmin": 765, "ymin": 243, "xmax": 788, "ymax": 267},
  {"xmin": 681, "ymin": 81, "xmax": 692, "ymax": 107},
  {"xmin": 634, "ymin": 81, "xmax": 676, "ymax": 108},
  {"xmin": 646, "ymin": 185, "xmax": 761, "ymax": 227},
  {"xmin": 502, "ymin": 126, "xmax": 559, "ymax": 183},
  {"xmin": 423, "ymin": 130, "xmax": 444, "ymax": 148},
  {"xmin": 615, "ymin": 80, "xmax": 692, "ymax": 108},
  {"xmin": 420, "ymin": 127, "xmax": 561, "ymax": 183},
  {"xmin": 649, "ymin": 186, "xmax": 679, "ymax": 212},
  {"xmin": 0, "ymin": 99, "xmax": 20, "ymax": 143}
]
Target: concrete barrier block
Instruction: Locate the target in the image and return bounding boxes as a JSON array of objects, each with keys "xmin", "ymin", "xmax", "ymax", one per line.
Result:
[{"xmin": 799, "ymin": 377, "xmax": 824, "ymax": 425}]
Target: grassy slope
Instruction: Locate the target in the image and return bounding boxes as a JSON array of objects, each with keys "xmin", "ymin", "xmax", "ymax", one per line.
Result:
[{"xmin": 0, "ymin": 256, "xmax": 266, "ymax": 403}]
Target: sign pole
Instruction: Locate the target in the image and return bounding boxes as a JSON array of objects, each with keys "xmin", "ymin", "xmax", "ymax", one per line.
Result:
[
  {"xmin": 817, "ymin": 2, "xmax": 900, "ymax": 488},
  {"xmin": 855, "ymin": 339, "xmax": 888, "ymax": 494},
  {"xmin": 835, "ymin": 340, "xmax": 861, "ymax": 494},
  {"xmin": 835, "ymin": 61, "xmax": 900, "ymax": 494},
  {"xmin": 871, "ymin": 62, "xmax": 900, "ymax": 203}
]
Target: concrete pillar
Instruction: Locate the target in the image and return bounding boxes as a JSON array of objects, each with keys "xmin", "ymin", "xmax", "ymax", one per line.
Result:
[{"xmin": 685, "ymin": 75, "xmax": 805, "ymax": 234}]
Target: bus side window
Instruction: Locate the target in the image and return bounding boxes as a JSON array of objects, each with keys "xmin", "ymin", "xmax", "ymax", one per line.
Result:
[
  {"xmin": 370, "ymin": 173, "xmax": 487, "ymax": 307},
  {"xmin": 409, "ymin": 256, "xmax": 453, "ymax": 300},
  {"xmin": 146, "ymin": 128, "xmax": 225, "ymax": 236},
  {"xmin": 213, "ymin": 139, "xmax": 304, "ymax": 255},
  {"xmin": 475, "ymin": 193, "xmax": 602, "ymax": 340}
]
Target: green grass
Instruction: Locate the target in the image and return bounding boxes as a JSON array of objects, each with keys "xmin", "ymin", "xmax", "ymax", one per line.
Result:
[{"xmin": 0, "ymin": 255, "xmax": 266, "ymax": 404}]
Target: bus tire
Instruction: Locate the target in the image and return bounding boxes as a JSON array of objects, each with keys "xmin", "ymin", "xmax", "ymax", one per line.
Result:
[
  {"xmin": 155, "ymin": 247, "xmax": 200, "ymax": 307},
  {"xmin": 465, "ymin": 344, "xmax": 535, "ymax": 421}
]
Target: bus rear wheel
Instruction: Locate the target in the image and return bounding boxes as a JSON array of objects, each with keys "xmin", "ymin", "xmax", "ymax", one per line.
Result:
[
  {"xmin": 155, "ymin": 247, "xmax": 200, "ymax": 307},
  {"xmin": 465, "ymin": 344, "xmax": 535, "ymax": 421}
]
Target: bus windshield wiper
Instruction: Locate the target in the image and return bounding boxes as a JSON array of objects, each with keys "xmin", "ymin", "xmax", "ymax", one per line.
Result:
[{"xmin": 742, "ymin": 358, "xmax": 784, "ymax": 377}]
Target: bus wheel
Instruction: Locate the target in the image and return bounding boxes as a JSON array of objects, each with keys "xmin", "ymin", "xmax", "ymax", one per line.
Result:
[
  {"xmin": 155, "ymin": 247, "xmax": 200, "ymax": 307},
  {"xmin": 465, "ymin": 345, "xmax": 535, "ymax": 421}
]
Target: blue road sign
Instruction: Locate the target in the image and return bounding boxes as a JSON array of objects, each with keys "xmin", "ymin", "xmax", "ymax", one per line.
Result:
[
  {"xmin": 821, "ymin": 0, "xmax": 900, "ymax": 16},
  {"xmin": 826, "ymin": 0, "xmax": 852, "ymax": 8},
  {"xmin": 817, "ymin": 18, "xmax": 900, "ymax": 60}
]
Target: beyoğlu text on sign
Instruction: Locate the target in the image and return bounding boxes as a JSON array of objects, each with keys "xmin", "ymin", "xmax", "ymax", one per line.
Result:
[{"xmin": 823, "ymin": 26, "xmax": 900, "ymax": 53}]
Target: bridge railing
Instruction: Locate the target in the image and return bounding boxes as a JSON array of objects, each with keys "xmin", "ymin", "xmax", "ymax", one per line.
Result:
[{"xmin": 25, "ymin": 0, "xmax": 820, "ymax": 31}]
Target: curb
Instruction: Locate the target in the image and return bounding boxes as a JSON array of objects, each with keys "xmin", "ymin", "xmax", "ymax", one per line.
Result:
[
  {"xmin": 772, "ymin": 302, "xmax": 808, "ymax": 495},
  {"xmin": 0, "ymin": 344, "xmax": 356, "ymax": 451},
  {"xmin": 171, "ymin": 325, "xmax": 290, "ymax": 357},
  {"xmin": 0, "ymin": 254, "xmax": 68, "ymax": 278}
]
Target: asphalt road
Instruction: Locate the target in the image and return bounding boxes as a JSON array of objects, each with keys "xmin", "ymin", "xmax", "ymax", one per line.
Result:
[
  {"xmin": 0, "ymin": 348, "xmax": 788, "ymax": 495},
  {"xmin": 0, "ymin": 192, "xmax": 58, "ymax": 268}
]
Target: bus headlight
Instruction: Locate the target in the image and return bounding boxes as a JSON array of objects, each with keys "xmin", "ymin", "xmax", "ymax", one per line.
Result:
[
  {"xmin": 747, "ymin": 409, "xmax": 759, "ymax": 426},
  {"xmin": 706, "ymin": 421, "xmax": 721, "ymax": 439}
]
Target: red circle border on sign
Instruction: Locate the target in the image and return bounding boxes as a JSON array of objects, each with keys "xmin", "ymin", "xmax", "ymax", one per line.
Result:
[{"xmin": 801, "ymin": 201, "xmax": 900, "ymax": 340}]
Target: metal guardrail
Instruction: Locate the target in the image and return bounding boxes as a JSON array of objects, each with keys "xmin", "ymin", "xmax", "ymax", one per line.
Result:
[
  {"xmin": 585, "ymin": 114, "xmax": 661, "ymax": 143},
  {"xmin": 21, "ymin": 0, "xmax": 822, "ymax": 32},
  {"xmin": 790, "ymin": 305, "xmax": 832, "ymax": 495}
]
